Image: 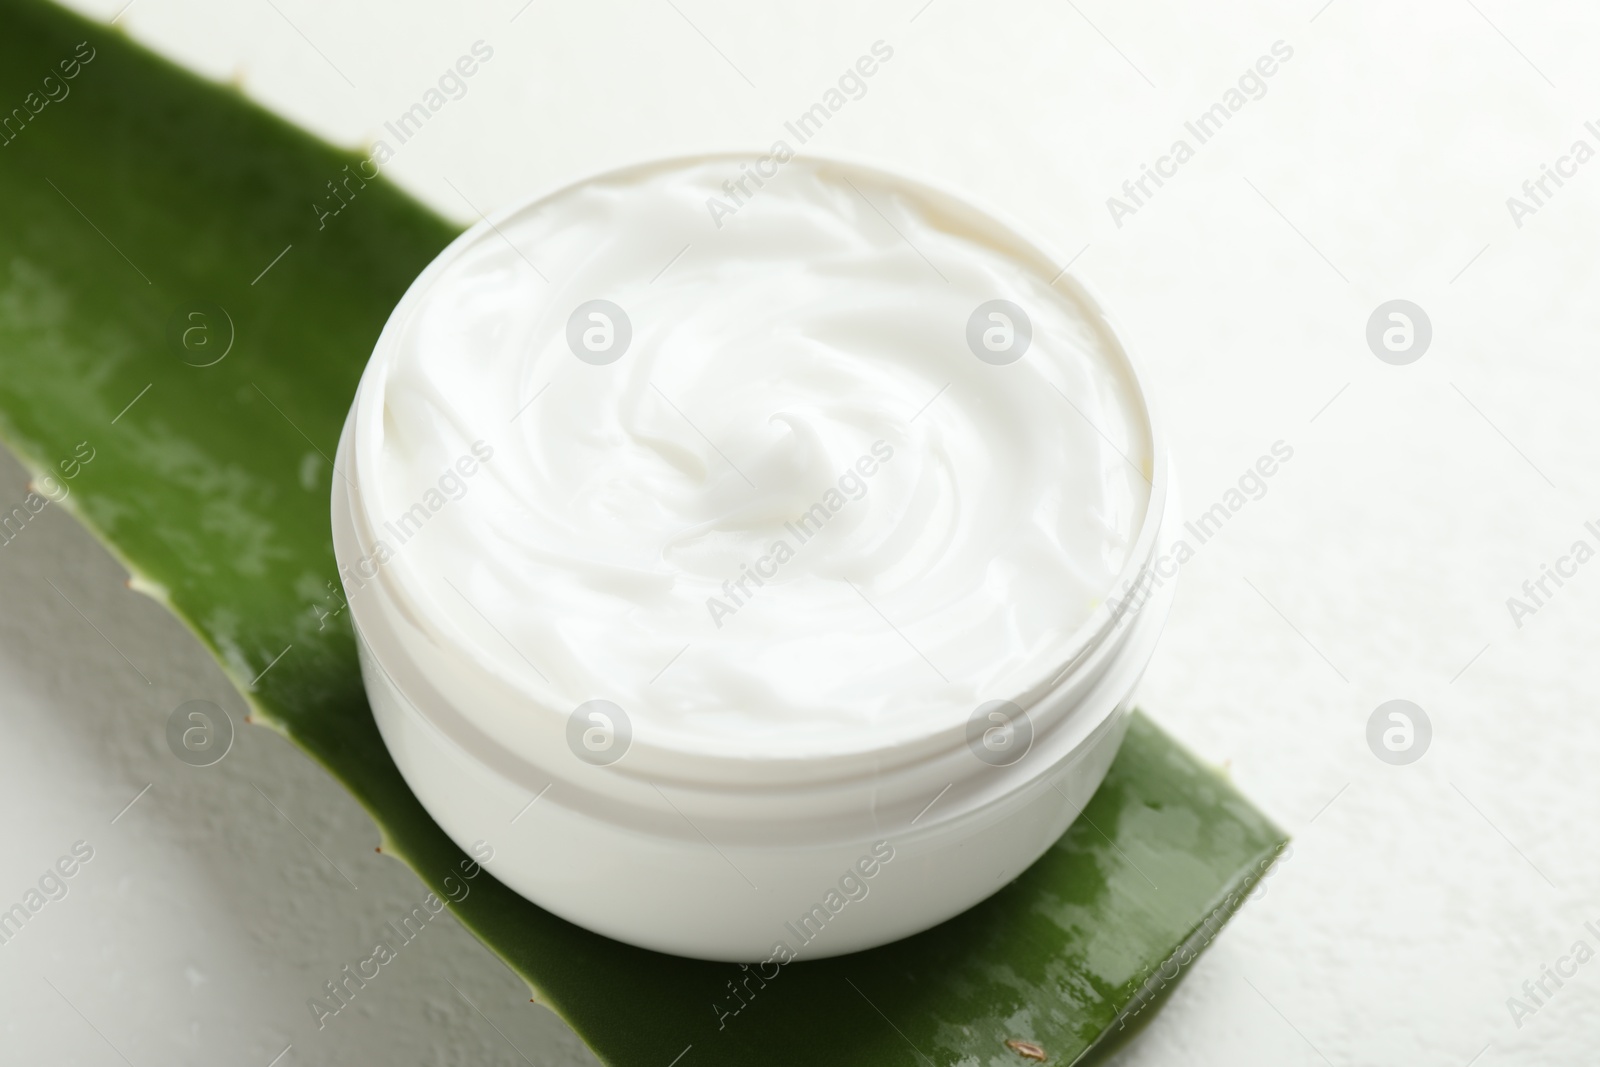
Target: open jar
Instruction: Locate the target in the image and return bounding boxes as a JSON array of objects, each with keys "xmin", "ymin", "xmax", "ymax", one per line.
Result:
[{"xmin": 332, "ymin": 155, "xmax": 1174, "ymax": 961}]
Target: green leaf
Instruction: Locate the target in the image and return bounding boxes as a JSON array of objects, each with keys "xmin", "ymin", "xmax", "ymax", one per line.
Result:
[{"xmin": 0, "ymin": 3, "xmax": 1287, "ymax": 1063}]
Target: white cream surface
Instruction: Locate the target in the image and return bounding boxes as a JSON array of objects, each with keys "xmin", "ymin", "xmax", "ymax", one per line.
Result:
[{"xmin": 366, "ymin": 156, "xmax": 1151, "ymax": 760}]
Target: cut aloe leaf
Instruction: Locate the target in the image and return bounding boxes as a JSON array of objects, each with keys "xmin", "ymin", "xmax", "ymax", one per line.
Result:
[{"xmin": 0, "ymin": 2, "xmax": 1287, "ymax": 1063}]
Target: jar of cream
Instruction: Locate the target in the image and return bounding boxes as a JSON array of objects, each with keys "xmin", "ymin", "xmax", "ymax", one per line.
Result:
[{"xmin": 332, "ymin": 154, "xmax": 1175, "ymax": 962}]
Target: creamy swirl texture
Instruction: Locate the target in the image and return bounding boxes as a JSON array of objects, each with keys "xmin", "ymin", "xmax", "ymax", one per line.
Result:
[{"xmin": 362, "ymin": 157, "xmax": 1152, "ymax": 760}]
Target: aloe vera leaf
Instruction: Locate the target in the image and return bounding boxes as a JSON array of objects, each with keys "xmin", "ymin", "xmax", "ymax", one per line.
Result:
[{"xmin": 0, "ymin": 2, "xmax": 1287, "ymax": 1063}]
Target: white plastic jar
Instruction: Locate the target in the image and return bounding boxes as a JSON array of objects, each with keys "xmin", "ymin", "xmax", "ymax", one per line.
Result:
[{"xmin": 332, "ymin": 155, "xmax": 1174, "ymax": 962}]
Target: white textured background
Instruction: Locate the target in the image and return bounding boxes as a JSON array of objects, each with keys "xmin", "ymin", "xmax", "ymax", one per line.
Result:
[{"xmin": 4, "ymin": 0, "xmax": 1598, "ymax": 1063}]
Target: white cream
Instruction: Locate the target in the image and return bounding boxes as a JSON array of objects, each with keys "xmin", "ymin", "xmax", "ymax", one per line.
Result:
[{"xmin": 361, "ymin": 156, "xmax": 1151, "ymax": 762}]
